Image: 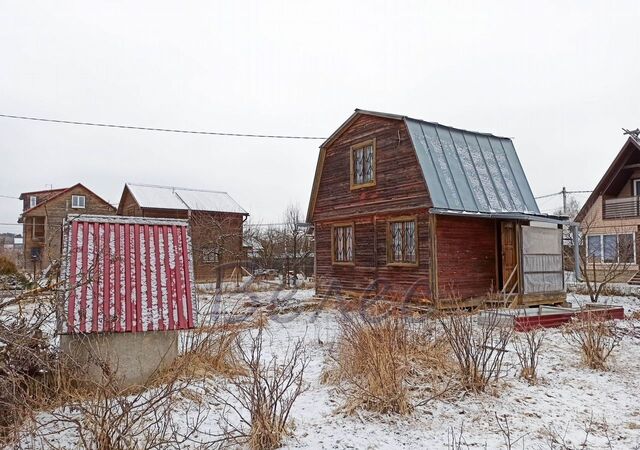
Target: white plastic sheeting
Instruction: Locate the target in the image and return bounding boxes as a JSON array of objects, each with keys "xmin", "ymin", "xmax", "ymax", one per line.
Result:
[{"xmin": 522, "ymin": 225, "xmax": 564, "ymax": 294}]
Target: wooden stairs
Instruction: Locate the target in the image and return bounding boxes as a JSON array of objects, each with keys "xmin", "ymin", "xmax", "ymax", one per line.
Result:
[{"xmin": 628, "ymin": 271, "xmax": 640, "ymax": 285}]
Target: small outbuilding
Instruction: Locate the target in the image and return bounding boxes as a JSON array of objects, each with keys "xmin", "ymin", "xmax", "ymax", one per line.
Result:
[
  {"xmin": 307, "ymin": 109, "xmax": 568, "ymax": 307},
  {"xmin": 58, "ymin": 215, "xmax": 196, "ymax": 386}
]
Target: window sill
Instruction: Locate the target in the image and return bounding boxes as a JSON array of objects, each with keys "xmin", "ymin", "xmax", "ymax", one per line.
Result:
[
  {"xmin": 386, "ymin": 262, "xmax": 419, "ymax": 268},
  {"xmin": 332, "ymin": 261, "xmax": 355, "ymax": 267},
  {"xmin": 350, "ymin": 181, "xmax": 376, "ymax": 191}
]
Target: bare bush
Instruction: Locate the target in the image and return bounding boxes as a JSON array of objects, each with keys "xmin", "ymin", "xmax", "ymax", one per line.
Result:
[
  {"xmin": 513, "ymin": 327, "xmax": 545, "ymax": 384},
  {"xmin": 564, "ymin": 316, "xmax": 621, "ymax": 370},
  {"xmin": 216, "ymin": 326, "xmax": 308, "ymax": 450},
  {"xmin": 439, "ymin": 309, "xmax": 512, "ymax": 392}
]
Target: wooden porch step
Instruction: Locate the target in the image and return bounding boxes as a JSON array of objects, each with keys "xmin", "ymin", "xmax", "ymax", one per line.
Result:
[{"xmin": 628, "ymin": 271, "xmax": 640, "ymax": 285}]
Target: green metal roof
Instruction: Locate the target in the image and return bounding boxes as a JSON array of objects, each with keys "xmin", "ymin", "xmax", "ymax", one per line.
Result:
[{"xmin": 404, "ymin": 117, "xmax": 540, "ymax": 215}]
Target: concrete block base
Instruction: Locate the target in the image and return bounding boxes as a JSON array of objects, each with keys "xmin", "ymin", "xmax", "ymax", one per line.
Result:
[{"xmin": 59, "ymin": 331, "xmax": 179, "ymax": 388}]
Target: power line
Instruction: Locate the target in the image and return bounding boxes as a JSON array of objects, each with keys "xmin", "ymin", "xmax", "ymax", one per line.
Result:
[
  {"xmin": 0, "ymin": 195, "xmax": 19, "ymax": 200},
  {"xmin": 0, "ymin": 113, "xmax": 327, "ymax": 140}
]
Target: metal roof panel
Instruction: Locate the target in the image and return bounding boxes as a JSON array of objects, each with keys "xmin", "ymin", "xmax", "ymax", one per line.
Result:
[{"xmin": 405, "ymin": 118, "xmax": 539, "ymax": 214}]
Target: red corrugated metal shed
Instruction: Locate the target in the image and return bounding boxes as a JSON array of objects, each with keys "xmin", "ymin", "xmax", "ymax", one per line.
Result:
[{"xmin": 60, "ymin": 215, "xmax": 196, "ymax": 334}]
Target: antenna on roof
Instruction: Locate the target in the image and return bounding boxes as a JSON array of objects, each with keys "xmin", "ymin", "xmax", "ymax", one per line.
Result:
[{"xmin": 623, "ymin": 128, "xmax": 640, "ymax": 142}]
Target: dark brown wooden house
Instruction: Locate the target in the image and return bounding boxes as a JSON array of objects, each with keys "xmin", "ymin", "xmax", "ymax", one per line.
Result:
[
  {"xmin": 18, "ymin": 184, "xmax": 116, "ymax": 272},
  {"xmin": 307, "ymin": 110, "xmax": 567, "ymax": 307},
  {"xmin": 117, "ymin": 183, "xmax": 248, "ymax": 283}
]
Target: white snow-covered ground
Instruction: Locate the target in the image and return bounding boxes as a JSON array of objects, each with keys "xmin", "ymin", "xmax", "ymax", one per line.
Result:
[{"xmin": 10, "ymin": 290, "xmax": 640, "ymax": 449}]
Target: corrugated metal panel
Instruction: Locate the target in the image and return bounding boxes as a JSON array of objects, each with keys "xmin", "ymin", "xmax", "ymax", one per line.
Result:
[
  {"xmin": 127, "ymin": 183, "xmax": 247, "ymax": 214},
  {"xmin": 60, "ymin": 215, "xmax": 196, "ymax": 334},
  {"xmin": 405, "ymin": 118, "xmax": 539, "ymax": 214}
]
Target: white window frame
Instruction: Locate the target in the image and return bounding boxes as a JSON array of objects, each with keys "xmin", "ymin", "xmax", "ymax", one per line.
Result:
[
  {"xmin": 586, "ymin": 233, "xmax": 636, "ymax": 264},
  {"xmin": 71, "ymin": 195, "xmax": 86, "ymax": 209},
  {"xmin": 29, "ymin": 196, "xmax": 37, "ymax": 208}
]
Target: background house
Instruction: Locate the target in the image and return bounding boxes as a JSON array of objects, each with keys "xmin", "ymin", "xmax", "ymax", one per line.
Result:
[
  {"xmin": 576, "ymin": 136, "xmax": 640, "ymax": 284},
  {"xmin": 18, "ymin": 184, "xmax": 116, "ymax": 273},
  {"xmin": 307, "ymin": 109, "xmax": 567, "ymax": 306},
  {"xmin": 117, "ymin": 183, "xmax": 248, "ymax": 283}
]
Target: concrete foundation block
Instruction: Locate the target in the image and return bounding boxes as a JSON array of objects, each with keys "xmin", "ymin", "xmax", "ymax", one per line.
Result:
[{"xmin": 59, "ymin": 331, "xmax": 179, "ymax": 387}]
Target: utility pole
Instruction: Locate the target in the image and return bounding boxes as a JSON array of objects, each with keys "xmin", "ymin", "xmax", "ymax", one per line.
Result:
[{"xmin": 562, "ymin": 186, "xmax": 567, "ymax": 215}]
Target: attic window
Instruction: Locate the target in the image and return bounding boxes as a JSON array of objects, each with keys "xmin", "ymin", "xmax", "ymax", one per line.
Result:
[
  {"xmin": 29, "ymin": 196, "xmax": 37, "ymax": 208},
  {"xmin": 71, "ymin": 195, "xmax": 86, "ymax": 209},
  {"xmin": 350, "ymin": 139, "xmax": 376, "ymax": 189}
]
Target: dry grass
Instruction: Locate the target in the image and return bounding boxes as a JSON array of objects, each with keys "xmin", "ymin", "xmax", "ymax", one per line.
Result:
[
  {"xmin": 324, "ymin": 311, "xmax": 454, "ymax": 415},
  {"xmin": 564, "ymin": 316, "xmax": 621, "ymax": 370}
]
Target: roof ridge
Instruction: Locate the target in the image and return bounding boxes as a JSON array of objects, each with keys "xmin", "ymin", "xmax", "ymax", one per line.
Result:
[
  {"xmin": 126, "ymin": 182, "xmax": 229, "ymax": 195},
  {"xmin": 354, "ymin": 108, "xmax": 512, "ymax": 140}
]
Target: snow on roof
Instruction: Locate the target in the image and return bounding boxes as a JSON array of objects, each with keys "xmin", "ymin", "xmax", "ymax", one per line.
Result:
[
  {"xmin": 126, "ymin": 183, "xmax": 247, "ymax": 214},
  {"xmin": 405, "ymin": 118, "xmax": 539, "ymax": 215},
  {"xmin": 60, "ymin": 215, "xmax": 195, "ymax": 334}
]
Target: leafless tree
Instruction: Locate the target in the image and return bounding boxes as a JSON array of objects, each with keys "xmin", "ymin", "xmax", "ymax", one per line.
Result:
[
  {"xmin": 578, "ymin": 214, "xmax": 636, "ymax": 302},
  {"xmin": 282, "ymin": 204, "xmax": 311, "ymax": 286},
  {"xmin": 190, "ymin": 211, "xmax": 246, "ymax": 289}
]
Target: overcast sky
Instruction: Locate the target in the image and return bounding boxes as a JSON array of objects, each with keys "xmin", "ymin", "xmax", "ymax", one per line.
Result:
[{"xmin": 1, "ymin": 1, "xmax": 639, "ymax": 234}]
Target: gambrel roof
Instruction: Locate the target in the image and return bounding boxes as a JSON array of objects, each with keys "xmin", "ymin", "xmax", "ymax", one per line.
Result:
[{"xmin": 307, "ymin": 109, "xmax": 544, "ymax": 222}]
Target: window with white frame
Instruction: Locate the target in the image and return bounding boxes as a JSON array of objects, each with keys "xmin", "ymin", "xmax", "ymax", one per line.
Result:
[
  {"xmin": 29, "ymin": 196, "xmax": 37, "ymax": 208},
  {"xmin": 351, "ymin": 140, "xmax": 375, "ymax": 187},
  {"xmin": 71, "ymin": 195, "xmax": 86, "ymax": 209},
  {"xmin": 587, "ymin": 233, "xmax": 635, "ymax": 264},
  {"xmin": 333, "ymin": 224, "xmax": 354, "ymax": 263}
]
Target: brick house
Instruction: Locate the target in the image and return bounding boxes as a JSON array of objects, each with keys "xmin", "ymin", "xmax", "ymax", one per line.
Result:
[
  {"xmin": 18, "ymin": 184, "xmax": 116, "ymax": 272},
  {"xmin": 116, "ymin": 183, "xmax": 248, "ymax": 282}
]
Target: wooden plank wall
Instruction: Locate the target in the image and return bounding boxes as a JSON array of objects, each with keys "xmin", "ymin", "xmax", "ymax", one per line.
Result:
[
  {"xmin": 436, "ymin": 215, "xmax": 498, "ymax": 300},
  {"xmin": 312, "ymin": 114, "xmax": 433, "ymax": 301}
]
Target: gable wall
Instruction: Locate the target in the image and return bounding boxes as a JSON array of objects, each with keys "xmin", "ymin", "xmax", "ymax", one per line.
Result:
[
  {"xmin": 22, "ymin": 185, "xmax": 116, "ymax": 270},
  {"xmin": 311, "ymin": 114, "xmax": 432, "ymax": 301}
]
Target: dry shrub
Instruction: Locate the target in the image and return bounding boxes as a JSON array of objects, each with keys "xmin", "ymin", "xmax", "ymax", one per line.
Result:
[
  {"xmin": 439, "ymin": 309, "xmax": 513, "ymax": 392},
  {"xmin": 564, "ymin": 316, "xmax": 621, "ymax": 370},
  {"xmin": 327, "ymin": 313, "xmax": 411, "ymax": 414},
  {"xmin": 216, "ymin": 326, "xmax": 308, "ymax": 450},
  {"xmin": 325, "ymin": 312, "xmax": 454, "ymax": 415},
  {"xmin": 513, "ymin": 327, "xmax": 545, "ymax": 384}
]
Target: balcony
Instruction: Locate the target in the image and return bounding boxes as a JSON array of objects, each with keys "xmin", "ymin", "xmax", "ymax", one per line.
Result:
[{"xmin": 603, "ymin": 196, "xmax": 640, "ymax": 219}]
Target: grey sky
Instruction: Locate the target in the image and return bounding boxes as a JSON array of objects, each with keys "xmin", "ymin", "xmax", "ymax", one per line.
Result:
[{"xmin": 1, "ymin": 1, "xmax": 639, "ymax": 234}]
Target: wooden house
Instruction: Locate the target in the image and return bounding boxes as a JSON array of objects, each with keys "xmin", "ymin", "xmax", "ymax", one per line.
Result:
[
  {"xmin": 307, "ymin": 110, "xmax": 567, "ymax": 307},
  {"xmin": 575, "ymin": 136, "xmax": 640, "ymax": 284},
  {"xmin": 18, "ymin": 184, "xmax": 116, "ymax": 272},
  {"xmin": 117, "ymin": 183, "xmax": 248, "ymax": 283}
]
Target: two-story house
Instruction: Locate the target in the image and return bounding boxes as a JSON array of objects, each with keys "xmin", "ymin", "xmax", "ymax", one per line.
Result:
[
  {"xmin": 307, "ymin": 109, "xmax": 568, "ymax": 307},
  {"xmin": 18, "ymin": 184, "xmax": 116, "ymax": 272},
  {"xmin": 576, "ymin": 135, "xmax": 640, "ymax": 284}
]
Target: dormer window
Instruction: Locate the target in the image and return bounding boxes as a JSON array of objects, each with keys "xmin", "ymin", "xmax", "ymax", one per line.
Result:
[
  {"xmin": 350, "ymin": 139, "xmax": 376, "ymax": 189},
  {"xmin": 71, "ymin": 195, "xmax": 86, "ymax": 209},
  {"xmin": 29, "ymin": 196, "xmax": 37, "ymax": 208}
]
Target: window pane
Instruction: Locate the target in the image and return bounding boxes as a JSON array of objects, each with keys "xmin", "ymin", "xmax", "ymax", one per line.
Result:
[
  {"xmin": 618, "ymin": 234, "xmax": 635, "ymax": 263},
  {"xmin": 354, "ymin": 149, "xmax": 364, "ymax": 184},
  {"xmin": 405, "ymin": 221, "xmax": 416, "ymax": 262},
  {"xmin": 587, "ymin": 235, "xmax": 601, "ymax": 261},
  {"xmin": 335, "ymin": 226, "xmax": 353, "ymax": 262},
  {"xmin": 603, "ymin": 235, "xmax": 617, "ymax": 263},
  {"xmin": 363, "ymin": 145, "xmax": 374, "ymax": 183},
  {"xmin": 392, "ymin": 222, "xmax": 402, "ymax": 261}
]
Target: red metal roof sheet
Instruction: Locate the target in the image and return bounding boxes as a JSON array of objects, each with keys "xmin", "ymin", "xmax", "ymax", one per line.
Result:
[{"xmin": 60, "ymin": 215, "xmax": 195, "ymax": 334}]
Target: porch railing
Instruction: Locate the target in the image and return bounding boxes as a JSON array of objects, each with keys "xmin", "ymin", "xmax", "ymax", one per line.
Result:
[{"xmin": 603, "ymin": 196, "xmax": 640, "ymax": 219}]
